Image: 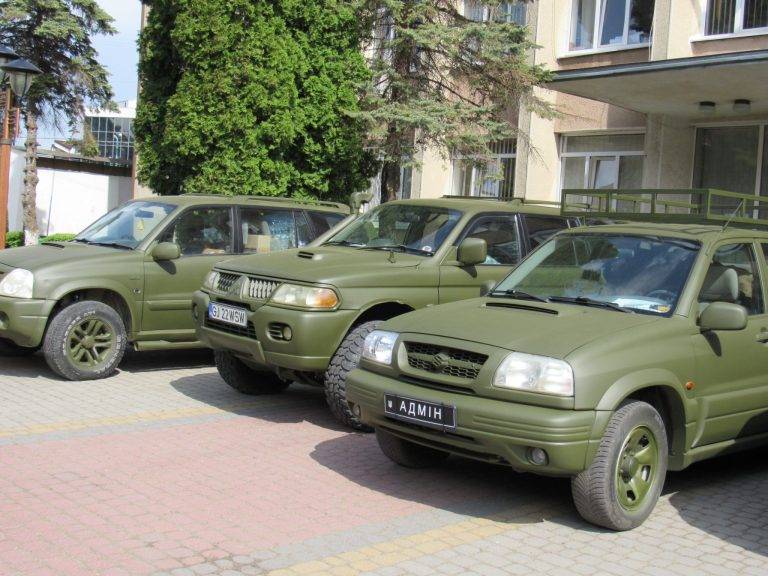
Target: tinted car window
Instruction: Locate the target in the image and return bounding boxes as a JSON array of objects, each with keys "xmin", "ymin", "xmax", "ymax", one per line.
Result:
[
  {"xmin": 461, "ymin": 215, "xmax": 521, "ymax": 265},
  {"xmin": 700, "ymin": 243, "xmax": 764, "ymax": 315},
  {"xmin": 308, "ymin": 211, "xmax": 345, "ymax": 236},
  {"xmin": 240, "ymin": 208, "xmax": 298, "ymax": 254},
  {"xmin": 524, "ymin": 216, "xmax": 570, "ymax": 249},
  {"xmin": 160, "ymin": 207, "xmax": 233, "ymax": 256}
]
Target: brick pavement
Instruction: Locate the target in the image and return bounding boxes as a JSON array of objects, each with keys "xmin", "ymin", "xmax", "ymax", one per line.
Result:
[{"xmin": 0, "ymin": 351, "xmax": 766, "ymax": 576}]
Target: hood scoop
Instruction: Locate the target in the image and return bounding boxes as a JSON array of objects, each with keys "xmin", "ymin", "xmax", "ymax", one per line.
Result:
[
  {"xmin": 484, "ymin": 301, "xmax": 558, "ymax": 315},
  {"xmin": 297, "ymin": 251, "xmax": 317, "ymax": 260},
  {"xmin": 41, "ymin": 242, "xmax": 66, "ymax": 249}
]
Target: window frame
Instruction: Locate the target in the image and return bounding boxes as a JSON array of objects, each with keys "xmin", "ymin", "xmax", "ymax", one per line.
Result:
[
  {"xmin": 567, "ymin": 0, "xmax": 654, "ymax": 54},
  {"xmin": 450, "ymin": 139, "xmax": 517, "ymax": 199},
  {"xmin": 699, "ymin": 0, "xmax": 768, "ymax": 39},
  {"xmin": 558, "ymin": 132, "xmax": 646, "ymax": 193},
  {"xmin": 697, "ymin": 240, "xmax": 767, "ymax": 316},
  {"xmin": 237, "ymin": 205, "xmax": 305, "ymax": 255},
  {"xmin": 462, "ymin": 0, "xmax": 528, "ymax": 25},
  {"xmin": 155, "ymin": 205, "xmax": 237, "ymax": 258},
  {"xmin": 452, "ymin": 212, "xmax": 524, "ymax": 266},
  {"xmin": 520, "ymin": 214, "xmax": 573, "ymax": 254}
]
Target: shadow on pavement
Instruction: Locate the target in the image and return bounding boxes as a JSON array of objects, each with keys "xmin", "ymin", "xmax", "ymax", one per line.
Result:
[
  {"xmin": 310, "ymin": 432, "xmax": 574, "ymax": 526},
  {"xmin": 170, "ymin": 372, "xmax": 349, "ymax": 431},
  {"xmin": 119, "ymin": 348, "xmax": 214, "ymax": 373},
  {"xmin": 667, "ymin": 445, "xmax": 768, "ymax": 557},
  {"xmin": 0, "ymin": 353, "xmax": 55, "ymax": 379}
]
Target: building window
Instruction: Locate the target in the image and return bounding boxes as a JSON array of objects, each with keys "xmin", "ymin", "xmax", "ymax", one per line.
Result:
[
  {"xmin": 569, "ymin": 0, "xmax": 654, "ymax": 51},
  {"xmin": 452, "ymin": 138, "xmax": 516, "ymax": 199},
  {"xmin": 705, "ymin": 0, "xmax": 768, "ymax": 36},
  {"xmin": 693, "ymin": 125, "xmax": 768, "ymax": 204},
  {"xmin": 560, "ymin": 133, "xmax": 645, "ymax": 191},
  {"xmin": 87, "ymin": 115, "xmax": 135, "ymax": 162},
  {"xmin": 464, "ymin": 1, "xmax": 527, "ymax": 24}
]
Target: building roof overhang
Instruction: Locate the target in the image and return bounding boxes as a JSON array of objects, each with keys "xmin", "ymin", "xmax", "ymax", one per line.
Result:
[{"xmin": 548, "ymin": 50, "xmax": 768, "ymax": 119}]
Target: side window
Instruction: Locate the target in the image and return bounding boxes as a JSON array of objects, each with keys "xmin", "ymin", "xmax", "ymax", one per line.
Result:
[
  {"xmin": 308, "ymin": 211, "xmax": 345, "ymax": 236},
  {"xmin": 160, "ymin": 207, "xmax": 233, "ymax": 256},
  {"xmin": 295, "ymin": 211, "xmax": 313, "ymax": 247},
  {"xmin": 241, "ymin": 208, "xmax": 297, "ymax": 254},
  {"xmin": 699, "ymin": 243, "xmax": 764, "ymax": 315},
  {"xmin": 524, "ymin": 216, "xmax": 570, "ymax": 250},
  {"xmin": 461, "ymin": 215, "xmax": 521, "ymax": 265}
]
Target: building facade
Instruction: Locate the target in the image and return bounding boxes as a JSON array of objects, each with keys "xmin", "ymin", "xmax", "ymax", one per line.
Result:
[
  {"xmin": 85, "ymin": 100, "xmax": 137, "ymax": 165},
  {"xmin": 413, "ymin": 0, "xmax": 768, "ymax": 203}
]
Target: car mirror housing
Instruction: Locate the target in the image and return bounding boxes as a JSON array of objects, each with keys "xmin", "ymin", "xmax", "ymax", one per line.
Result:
[
  {"xmin": 152, "ymin": 242, "xmax": 181, "ymax": 261},
  {"xmin": 457, "ymin": 237, "xmax": 487, "ymax": 267},
  {"xmin": 699, "ymin": 301, "xmax": 748, "ymax": 332}
]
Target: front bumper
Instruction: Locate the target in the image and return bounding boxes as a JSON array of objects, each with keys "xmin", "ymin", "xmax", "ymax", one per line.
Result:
[
  {"xmin": 0, "ymin": 296, "xmax": 56, "ymax": 348},
  {"xmin": 347, "ymin": 368, "xmax": 603, "ymax": 476},
  {"xmin": 192, "ymin": 290, "xmax": 358, "ymax": 373}
]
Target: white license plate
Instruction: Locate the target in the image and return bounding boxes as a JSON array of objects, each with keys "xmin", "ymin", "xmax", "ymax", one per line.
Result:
[{"xmin": 208, "ymin": 302, "xmax": 248, "ymax": 327}]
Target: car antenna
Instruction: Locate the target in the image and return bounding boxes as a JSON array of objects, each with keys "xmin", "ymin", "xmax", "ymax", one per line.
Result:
[{"xmin": 711, "ymin": 198, "xmax": 745, "ymax": 249}]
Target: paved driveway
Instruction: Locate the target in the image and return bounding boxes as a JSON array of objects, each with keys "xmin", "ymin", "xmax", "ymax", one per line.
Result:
[{"xmin": 0, "ymin": 351, "xmax": 766, "ymax": 576}]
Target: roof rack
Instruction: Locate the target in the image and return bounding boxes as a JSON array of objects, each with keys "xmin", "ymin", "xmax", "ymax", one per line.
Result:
[
  {"xmin": 441, "ymin": 195, "xmax": 561, "ymax": 207},
  {"xmin": 561, "ymin": 189, "xmax": 768, "ymax": 229},
  {"xmin": 182, "ymin": 193, "xmax": 348, "ymax": 211}
]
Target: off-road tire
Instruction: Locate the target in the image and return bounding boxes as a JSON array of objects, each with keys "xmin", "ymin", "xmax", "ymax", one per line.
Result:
[
  {"xmin": 43, "ymin": 301, "xmax": 127, "ymax": 381},
  {"xmin": 215, "ymin": 350, "xmax": 289, "ymax": 394},
  {"xmin": 325, "ymin": 320, "xmax": 381, "ymax": 431},
  {"xmin": 571, "ymin": 400, "xmax": 668, "ymax": 531},
  {"xmin": 376, "ymin": 428, "xmax": 449, "ymax": 468},
  {"xmin": 0, "ymin": 338, "xmax": 38, "ymax": 357}
]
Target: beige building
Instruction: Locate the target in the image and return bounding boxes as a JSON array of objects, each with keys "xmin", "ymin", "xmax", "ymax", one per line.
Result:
[{"xmin": 413, "ymin": 0, "xmax": 768, "ymax": 204}]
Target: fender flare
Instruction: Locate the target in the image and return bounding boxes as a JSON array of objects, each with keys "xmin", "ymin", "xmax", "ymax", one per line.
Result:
[{"xmin": 48, "ymin": 280, "xmax": 139, "ymax": 334}]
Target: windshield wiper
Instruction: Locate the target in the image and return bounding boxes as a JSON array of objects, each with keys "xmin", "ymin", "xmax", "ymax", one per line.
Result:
[
  {"xmin": 547, "ymin": 296, "xmax": 632, "ymax": 313},
  {"xmin": 489, "ymin": 289, "xmax": 548, "ymax": 303},
  {"xmin": 83, "ymin": 241, "xmax": 133, "ymax": 250},
  {"xmin": 323, "ymin": 239, "xmax": 357, "ymax": 247},
  {"xmin": 360, "ymin": 244, "xmax": 434, "ymax": 256}
]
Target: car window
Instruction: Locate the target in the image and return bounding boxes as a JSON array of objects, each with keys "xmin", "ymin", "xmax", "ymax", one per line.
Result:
[
  {"xmin": 308, "ymin": 211, "xmax": 345, "ymax": 236},
  {"xmin": 75, "ymin": 201, "xmax": 175, "ymax": 249},
  {"xmin": 524, "ymin": 216, "xmax": 570, "ymax": 249},
  {"xmin": 160, "ymin": 207, "xmax": 233, "ymax": 256},
  {"xmin": 241, "ymin": 207, "xmax": 297, "ymax": 254},
  {"xmin": 699, "ymin": 243, "xmax": 764, "ymax": 315},
  {"xmin": 461, "ymin": 215, "xmax": 521, "ymax": 265},
  {"xmin": 295, "ymin": 211, "xmax": 313, "ymax": 247}
]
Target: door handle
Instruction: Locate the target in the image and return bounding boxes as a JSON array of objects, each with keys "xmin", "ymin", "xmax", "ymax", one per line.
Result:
[{"xmin": 756, "ymin": 330, "xmax": 768, "ymax": 343}]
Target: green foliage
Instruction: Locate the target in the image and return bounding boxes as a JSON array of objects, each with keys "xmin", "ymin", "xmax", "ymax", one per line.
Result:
[
  {"xmin": 5, "ymin": 231, "xmax": 23, "ymax": 248},
  {"xmin": 0, "ymin": 0, "xmax": 115, "ymax": 126},
  {"xmin": 41, "ymin": 232, "xmax": 76, "ymax": 243},
  {"xmin": 355, "ymin": 0, "xmax": 553, "ymax": 200},
  {"xmin": 136, "ymin": 0, "xmax": 377, "ymax": 202}
]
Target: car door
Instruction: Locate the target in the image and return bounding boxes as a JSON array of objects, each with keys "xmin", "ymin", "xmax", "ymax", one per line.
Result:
[
  {"xmin": 141, "ymin": 205, "xmax": 236, "ymax": 341},
  {"xmin": 438, "ymin": 213, "xmax": 522, "ymax": 303},
  {"xmin": 693, "ymin": 240, "xmax": 768, "ymax": 446}
]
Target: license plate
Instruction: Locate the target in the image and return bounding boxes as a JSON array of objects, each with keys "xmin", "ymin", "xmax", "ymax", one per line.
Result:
[
  {"xmin": 384, "ymin": 393, "xmax": 456, "ymax": 430},
  {"xmin": 207, "ymin": 302, "xmax": 248, "ymax": 327}
]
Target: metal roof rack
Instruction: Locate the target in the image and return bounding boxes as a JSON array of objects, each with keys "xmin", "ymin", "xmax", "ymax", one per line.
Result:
[
  {"xmin": 441, "ymin": 195, "xmax": 561, "ymax": 207},
  {"xmin": 561, "ymin": 189, "xmax": 768, "ymax": 229},
  {"xmin": 182, "ymin": 193, "xmax": 348, "ymax": 210}
]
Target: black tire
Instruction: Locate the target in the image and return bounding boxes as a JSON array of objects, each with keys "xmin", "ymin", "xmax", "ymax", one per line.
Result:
[
  {"xmin": 324, "ymin": 320, "xmax": 381, "ymax": 431},
  {"xmin": 0, "ymin": 338, "xmax": 38, "ymax": 357},
  {"xmin": 42, "ymin": 301, "xmax": 127, "ymax": 381},
  {"xmin": 571, "ymin": 400, "xmax": 668, "ymax": 531},
  {"xmin": 376, "ymin": 428, "xmax": 449, "ymax": 468},
  {"xmin": 214, "ymin": 350, "xmax": 289, "ymax": 394}
]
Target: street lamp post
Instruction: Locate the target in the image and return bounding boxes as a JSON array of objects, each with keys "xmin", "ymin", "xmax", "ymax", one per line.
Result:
[{"xmin": 0, "ymin": 48, "xmax": 41, "ymax": 250}]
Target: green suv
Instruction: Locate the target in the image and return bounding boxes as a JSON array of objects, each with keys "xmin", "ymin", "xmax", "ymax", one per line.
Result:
[
  {"xmin": 347, "ymin": 189, "xmax": 768, "ymax": 530},
  {"xmin": 193, "ymin": 197, "xmax": 578, "ymax": 428},
  {"xmin": 0, "ymin": 195, "xmax": 347, "ymax": 380}
]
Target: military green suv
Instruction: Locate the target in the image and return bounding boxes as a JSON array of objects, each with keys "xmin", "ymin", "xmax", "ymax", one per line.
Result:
[
  {"xmin": 346, "ymin": 189, "xmax": 768, "ymax": 531},
  {"xmin": 0, "ymin": 195, "xmax": 347, "ymax": 380},
  {"xmin": 193, "ymin": 197, "xmax": 578, "ymax": 428}
]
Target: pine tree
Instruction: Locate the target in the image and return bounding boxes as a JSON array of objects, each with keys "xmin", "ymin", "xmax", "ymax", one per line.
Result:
[
  {"xmin": 0, "ymin": 0, "xmax": 115, "ymax": 244},
  {"xmin": 136, "ymin": 0, "xmax": 377, "ymax": 201},
  {"xmin": 355, "ymin": 0, "xmax": 552, "ymax": 201}
]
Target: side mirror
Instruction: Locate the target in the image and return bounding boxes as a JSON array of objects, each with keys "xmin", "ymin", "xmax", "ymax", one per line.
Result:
[
  {"xmin": 152, "ymin": 242, "xmax": 181, "ymax": 261},
  {"xmin": 350, "ymin": 191, "xmax": 373, "ymax": 213},
  {"xmin": 699, "ymin": 302, "xmax": 748, "ymax": 332},
  {"xmin": 457, "ymin": 237, "xmax": 487, "ymax": 267}
]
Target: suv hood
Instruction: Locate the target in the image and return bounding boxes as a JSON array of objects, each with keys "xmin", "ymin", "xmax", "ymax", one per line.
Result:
[
  {"xmin": 217, "ymin": 246, "xmax": 426, "ymax": 286},
  {"xmin": 0, "ymin": 243, "xmax": 130, "ymax": 272},
  {"xmin": 385, "ymin": 297, "xmax": 661, "ymax": 359}
]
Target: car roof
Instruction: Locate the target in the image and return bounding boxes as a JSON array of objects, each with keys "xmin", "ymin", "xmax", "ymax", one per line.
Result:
[
  {"xmin": 566, "ymin": 221, "xmax": 768, "ymax": 241},
  {"xmin": 129, "ymin": 194, "xmax": 350, "ymax": 213},
  {"xmin": 389, "ymin": 197, "xmax": 562, "ymax": 216}
]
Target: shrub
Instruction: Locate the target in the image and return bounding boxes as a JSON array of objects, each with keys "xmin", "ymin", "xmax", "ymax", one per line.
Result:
[
  {"xmin": 5, "ymin": 231, "xmax": 23, "ymax": 248},
  {"xmin": 41, "ymin": 233, "xmax": 77, "ymax": 243}
]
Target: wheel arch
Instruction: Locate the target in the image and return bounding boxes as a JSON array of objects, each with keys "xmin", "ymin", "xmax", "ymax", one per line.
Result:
[{"xmin": 48, "ymin": 284, "xmax": 136, "ymax": 336}]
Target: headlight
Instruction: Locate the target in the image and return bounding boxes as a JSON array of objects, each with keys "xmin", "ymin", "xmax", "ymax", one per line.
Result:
[
  {"xmin": 493, "ymin": 352, "xmax": 574, "ymax": 396},
  {"xmin": 203, "ymin": 270, "xmax": 220, "ymax": 291},
  {"xmin": 0, "ymin": 268, "xmax": 34, "ymax": 299},
  {"xmin": 270, "ymin": 283, "xmax": 339, "ymax": 309},
  {"xmin": 362, "ymin": 330, "xmax": 399, "ymax": 365}
]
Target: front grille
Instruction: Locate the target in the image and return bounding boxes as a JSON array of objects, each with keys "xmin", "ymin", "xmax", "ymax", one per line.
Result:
[
  {"xmin": 247, "ymin": 277, "xmax": 279, "ymax": 300},
  {"xmin": 204, "ymin": 315, "xmax": 257, "ymax": 339},
  {"xmin": 216, "ymin": 272, "xmax": 241, "ymax": 293},
  {"xmin": 404, "ymin": 342, "xmax": 488, "ymax": 381}
]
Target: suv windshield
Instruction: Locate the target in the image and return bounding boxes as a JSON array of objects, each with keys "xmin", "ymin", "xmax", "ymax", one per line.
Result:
[
  {"xmin": 494, "ymin": 234, "xmax": 701, "ymax": 315},
  {"xmin": 324, "ymin": 204, "xmax": 462, "ymax": 256},
  {"xmin": 75, "ymin": 201, "xmax": 176, "ymax": 250}
]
